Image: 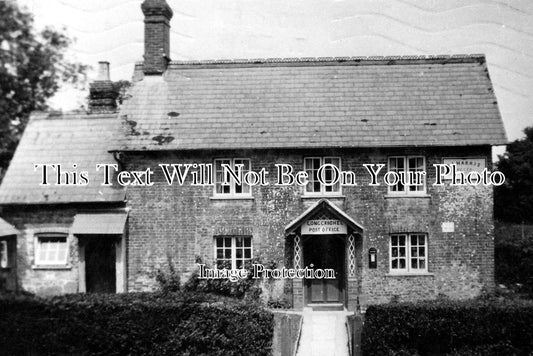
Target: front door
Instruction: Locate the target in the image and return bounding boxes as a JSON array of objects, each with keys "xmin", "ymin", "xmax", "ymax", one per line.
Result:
[
  {"xmin": 85, "ymin": 237, "xmax": 116, "ymax": 293},
  {"xmin": 303, "ymin": 235, "xmax": 344, "ymax": 303}
]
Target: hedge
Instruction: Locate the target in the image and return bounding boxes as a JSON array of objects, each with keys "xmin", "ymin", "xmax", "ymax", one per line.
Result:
[
  {"xmin": 361, "ymin": 298, "xmax": 533, "ymax": 356},
  {"xmin": 0, "ymin": 292, "xmax": 273, "ymax": 356}
]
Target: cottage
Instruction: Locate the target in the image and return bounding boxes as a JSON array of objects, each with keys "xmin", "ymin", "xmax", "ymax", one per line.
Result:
[{"xmin": 0, "ymin": 0, "xmax": 507, "ymax": 311}]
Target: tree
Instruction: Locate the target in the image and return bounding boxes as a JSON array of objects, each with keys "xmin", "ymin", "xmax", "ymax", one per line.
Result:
[
  {"xmin": 0, "ymin": 1, "xmax": 87, "ymax": 181},
  {"xmin": 495, "ymin": 126, "xmax": 533, "ymax": 223}
]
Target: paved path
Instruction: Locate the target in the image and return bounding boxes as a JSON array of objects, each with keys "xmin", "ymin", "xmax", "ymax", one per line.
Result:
[{"xmin": 295, "ymin": 310, "xmax": 350, "ymax": 356}]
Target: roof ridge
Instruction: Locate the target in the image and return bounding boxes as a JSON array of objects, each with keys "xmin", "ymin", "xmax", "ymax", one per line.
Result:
[
  {"xmin": 155, "ymin": 54, "xmax": 486, "ymax": 66},
  {"xmin": 29, "ymin": 110, "xmax": 119, "ymax": 121}
]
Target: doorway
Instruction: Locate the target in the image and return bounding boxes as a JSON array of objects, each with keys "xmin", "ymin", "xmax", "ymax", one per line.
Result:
[
  {"xmin": 85, "ymin": 237, "xmax": 116, "ymax": 293},
  {"xmin": 303, "ymin": 235, "xmax": 345, "ymax": 304}
]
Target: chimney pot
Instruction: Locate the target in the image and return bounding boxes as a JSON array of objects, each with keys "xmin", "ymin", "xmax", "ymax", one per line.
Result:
[{"xmin": 97, "ymin": 61, "xmax": 110, "ymax": 81}]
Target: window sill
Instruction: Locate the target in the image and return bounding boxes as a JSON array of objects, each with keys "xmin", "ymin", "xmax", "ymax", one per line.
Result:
[
  {"xmin": 386, "ymin": 272, "xmax": 434, "ymax": 277},
  {"xmin": 301, "ymin": 195, "xmax": 345, "ymax": 199},
  {"xmin": 32, "ymin": 264, "xmax": 72, "ymax": 270},
  {"xmin": 384, "ymin": 194, "xmax": 431, "ymax": 199},
  {"xmin": 210, "ymin": 196, "xmax": 254, "ymax": 201}
]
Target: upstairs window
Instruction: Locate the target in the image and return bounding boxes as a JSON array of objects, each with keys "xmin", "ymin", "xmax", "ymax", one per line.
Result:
[
  {"xmin": 390, "ymin": 234, "xmax": 427, "ymax": 273},
  {"xmin": 214, "ymin": 158, "xmax": 251, "ymax": 198},
  {"xmin": 214, "ymin": 236, "xmax": 252, "ymax": 269},
  {"xmin": 388, "ymin": 156, "xmax": 426, "ymax": 195},
  {"xmin": 35, "ymin": 233, "xmax": 69, "ymax": 266},
  {"xmin": 304, "ymin": 157, "xmax": 341, "ymax": 195}
]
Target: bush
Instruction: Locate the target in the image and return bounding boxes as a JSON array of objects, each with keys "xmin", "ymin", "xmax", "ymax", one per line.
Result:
[
  {"xmin": 495, "ymin": 222, "xmax": 533, "ymax": 295},
  {"xmin": 361, "ymin": 298, "xmax": 533, "ymax": 356},
  {"xmin": 154, "ymin": 260, "xmax": 181, "ymax": 294},
  {"xmin": 182, "ymin": 259, "xmax": 263, "ymax": 300},
  {"xmin": 0, "ymin": 291, "xmax": 273, "ymax": 356}
]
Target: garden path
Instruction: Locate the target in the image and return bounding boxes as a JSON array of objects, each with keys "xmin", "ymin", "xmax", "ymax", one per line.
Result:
[{"xmin": 295, "ymin": 310, "xmax": 350, "ymax": 356}]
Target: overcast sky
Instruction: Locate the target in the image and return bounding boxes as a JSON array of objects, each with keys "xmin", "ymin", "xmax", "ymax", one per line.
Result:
[{"xmin": 18, "ymin": 0, "xmax": 533, "ymax": 143}]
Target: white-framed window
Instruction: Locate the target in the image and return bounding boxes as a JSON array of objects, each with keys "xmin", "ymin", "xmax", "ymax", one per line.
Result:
[
  {"xmin": 214, "ymin": 236, "xmax": 252, "ymax": 269},
  {"xmin": 0, "ymin": 240, "xmax": 8, "ymax": 268},
  {"xmin": 390, "ymin": 233, "xmax": 427, "ymax": 273},
  {"xmin": 214, "ymin": 158, "xmax": 252, "ymax": 197},
  {"xmin": 304, "ymin": 157, "xmax": 341, "ymax": 195},
  {"xmin": 35, "ymin": 233, "xmax": 69, "ymax": 266},
  {"xmin": 388, "ymin": 156, "xmax": 426, "ymax": 194}
]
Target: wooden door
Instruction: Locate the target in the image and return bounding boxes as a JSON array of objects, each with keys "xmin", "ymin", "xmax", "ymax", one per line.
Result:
[
  {"xmin": 85, "ymin": 237, "xmax": 116, "ymax": 293},
  {"xmin": 304, "ymin": 235, "xmax": 344, "ymax": 303}
]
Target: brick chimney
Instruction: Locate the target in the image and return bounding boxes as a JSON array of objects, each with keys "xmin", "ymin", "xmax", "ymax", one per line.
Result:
[
  {"xmin": 141, "ymin": 0, "xmax": 174, "ymax": 75},
  {"xmin": 88, "ymin": 61, "xmax": 118, "ymax": 112}
]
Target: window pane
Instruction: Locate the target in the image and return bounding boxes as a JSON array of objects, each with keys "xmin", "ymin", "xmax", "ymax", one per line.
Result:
[
  {"xmin": 215, "ymin": 236, "xmax": 252, "ymax": 269},
  {"xmin": 408, "ymin": 157, "xmax": 425, "ymax": 192},
  {"xmin": 388, "ymin": 157, "xmax": 405, "ymax": 192},
  {"xmin": 234, "ymin": 160, "xmax": 246, "ymax": 194},
  {"xmin": 235, "ymin": 237, "xmax": 243, "ymax": 247},
  {"xmin": 399, "ymin": 259, "xmax": 406, "ymax": 269},
  {"xmin": 215, "ymin": 159, "xmax": 231, "ymax": 194},
  {"xmin": 391, "ymin": 233, "xmax": 428, "ymax": 272},
  {"xmin": 38, "ymin": 249, "xmax": 47, "ymax": 262},
  {"xmin": 324, "ymin": 157, "xmax": 341, "ymax": 193},
  {"xmin": 305, "ymin": 158, "xmax": 321, "ymax": 193},
  {"xmin": 37, "ymin": 235, "xmax": 68, "ymax": 265},
  {"xmin": 57, "ymin": 249, "xmax": 67, "ymax": 263}
]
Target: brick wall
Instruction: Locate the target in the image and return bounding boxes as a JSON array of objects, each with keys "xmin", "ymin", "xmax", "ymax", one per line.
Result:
[{"xmin": 124, "ymin": 145, "xmax": 495, "ymax": 305}]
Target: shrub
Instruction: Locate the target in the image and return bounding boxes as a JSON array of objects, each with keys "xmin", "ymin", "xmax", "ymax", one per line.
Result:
[
  {"xmin": 0, "ymin": 291, "xmax": 273, "ymax": 356},
  {"xmin": 495, "ymin": 222, "xmax": 533, "ymax": 295},
  {"xmin": 154, "ymin": 260, "xmax": 181, "ymax": 294},
  {"xmin": 266, "ymin": 297, "xmax": 292, "ymax": 309},
  {"xmin": 361, "ymin": 298, "xmax": 533, "ymax": 356},
  {"xmin": 182, "ymin": 259, "xmax": 263, "ymax": 300}
]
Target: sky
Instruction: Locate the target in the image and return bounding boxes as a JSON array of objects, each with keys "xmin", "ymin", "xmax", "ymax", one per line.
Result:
[{"xmin": 17, "ymin": 0, "xmax": 533, "ymax": 145}]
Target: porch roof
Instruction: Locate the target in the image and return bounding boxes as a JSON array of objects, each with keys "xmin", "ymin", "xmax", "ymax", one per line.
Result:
[
  {"xmin": 285, "ymin": 199, "xmax": 364, "ymax": 235},
  {"xmin": 71, "ymin": 212, "xmax": 128, "ymax": 235},
  {"xmin": 0, "ymin": 218, "xmax": 18, "ymax": 237}
]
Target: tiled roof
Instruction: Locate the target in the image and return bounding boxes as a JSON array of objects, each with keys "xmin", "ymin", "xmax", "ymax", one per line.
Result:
[
  {"xmin": 116, "ymin": 54, "xmax": 507, "ymax": 151},
  {"xmin": 0, "ymin": 112, "xmax": 125, "ymax": 205}
]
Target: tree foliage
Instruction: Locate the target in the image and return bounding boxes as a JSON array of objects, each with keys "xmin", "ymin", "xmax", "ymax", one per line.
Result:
[
  {"xmin": 0, "ymin": 1, "xmax": 87, "ymax": 179},
  {"xmin": 495, "ymin": 127, "xmax": 533, "ymax": 223}
]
